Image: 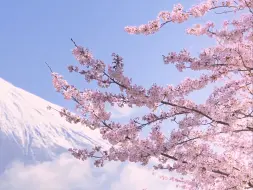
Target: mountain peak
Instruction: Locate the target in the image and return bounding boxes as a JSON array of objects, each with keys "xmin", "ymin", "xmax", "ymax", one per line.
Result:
[
  {"xmin": 0, "ymin": 78, "xmax": 104, "ymax": 173},
  {"xmin": 0, "ymin": 77, "xmax": 15, "ymax": 93},
  {"xmin": 0, "ymin": 77, "xmax": 12, "ymax": 85}
]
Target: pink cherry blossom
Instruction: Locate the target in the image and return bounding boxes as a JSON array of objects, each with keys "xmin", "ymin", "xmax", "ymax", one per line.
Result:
[{"xmin": 51, "ymin": 0, "xmax": 253, "ymax": 189}]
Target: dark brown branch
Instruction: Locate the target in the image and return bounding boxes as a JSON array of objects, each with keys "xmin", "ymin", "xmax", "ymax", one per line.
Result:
[
  {"xmin": 215, "ymin": 10, "xmax": 236, "ymax": 14},
  {"xmin": 244, "ymin": 0, "xmax": 253, "ymax": 14},
  {"xmin": 45, "ymin": 62, "xmax": 53, "ymax": 73},
  {"xmin": 103, "ymin": 71, "xmax": 128, "ymax": 89},
  {"xmin": 71, "ymin": 38, "xmax": 78, "ymax": 47},
  {"xmin": 161, "ymin": 153, "xmax": 231, "ymax": 177},
  {"xmin": 161, "ymin": 100, "xmax": 230, "ymax": 126},
  {"xmin": 137, "ymin": 111, "xmax": 189, "ymax": 129}
]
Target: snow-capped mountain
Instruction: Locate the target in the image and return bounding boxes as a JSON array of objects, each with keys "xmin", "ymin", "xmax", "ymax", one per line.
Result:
[{"xmin": 0, "ymin": 78, "xmax": 105, "ymax": 173}]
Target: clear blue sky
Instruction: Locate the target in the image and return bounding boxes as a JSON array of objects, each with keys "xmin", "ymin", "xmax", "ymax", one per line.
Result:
[{"xmin": 1, "ymin": 0, "xmax": 226, "ymax": 109}]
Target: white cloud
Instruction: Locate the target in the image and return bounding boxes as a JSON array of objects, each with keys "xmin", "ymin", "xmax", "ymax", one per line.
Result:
[
  {"xmin": 0, "ymin": 153, "xmax": 178, "ymax": 190},
  {"xmin": 109, "ymin": 105, "xmax": 136, "ymax": 119},
  {"xmin": 111, "ymin": 164, "xmax": 178, "ymax": 190},
  {"xmin": 0, "ymin": 153, "xmax": 99, "ymax": 190}
]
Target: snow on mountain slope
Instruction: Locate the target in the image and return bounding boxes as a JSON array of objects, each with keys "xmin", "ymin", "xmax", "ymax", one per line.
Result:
[{"xmin": 0, "ymin": 78, "xmax": 105, "ymax": 173}]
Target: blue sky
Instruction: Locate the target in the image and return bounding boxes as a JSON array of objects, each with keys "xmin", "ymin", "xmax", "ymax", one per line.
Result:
[
  {"xmin": 0, "ymin": 1, "xmax": 242, "ymax": 189},
  {"xmin": 1, "ymin": 0, "xmax": 226, "ymax": 109}
]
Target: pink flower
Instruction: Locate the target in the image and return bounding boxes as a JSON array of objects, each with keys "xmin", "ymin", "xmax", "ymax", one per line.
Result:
[{"xmin": 51, "ymin": 1, "xmax": 253, "ymax": 189}]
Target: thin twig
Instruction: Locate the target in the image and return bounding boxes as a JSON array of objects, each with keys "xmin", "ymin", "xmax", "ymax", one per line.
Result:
[
  {"xmin": 71, "ymin": 38, "xmax": 78, "ymax": 47},
  {"xmin": 45, "ymin": 62, "xmax": 53, "ymax": 73}
]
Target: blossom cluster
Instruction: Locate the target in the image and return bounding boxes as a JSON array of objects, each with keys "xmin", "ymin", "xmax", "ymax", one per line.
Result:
[{"xmin": 51, "ymin": 0, "xmax": 253, "ymax": 189}]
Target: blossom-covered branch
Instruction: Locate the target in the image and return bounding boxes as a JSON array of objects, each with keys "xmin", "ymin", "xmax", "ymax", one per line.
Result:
[{"xmin": 50, "ymin": 0, "xmax": 253, "ymax": 189}]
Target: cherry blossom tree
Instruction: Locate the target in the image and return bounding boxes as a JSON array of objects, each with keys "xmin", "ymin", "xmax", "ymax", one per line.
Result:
[{"xmin": 49, "ymin": 0, "xmax": 253, "ymax": 189}]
